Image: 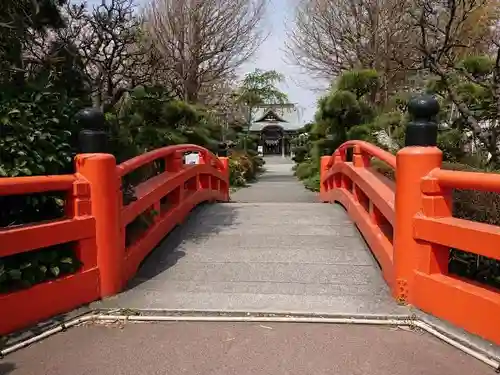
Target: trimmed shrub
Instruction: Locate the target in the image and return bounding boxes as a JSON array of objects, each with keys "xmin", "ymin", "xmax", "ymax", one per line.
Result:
[
  {"xmin": 304, "ymin": 173, "xmax": 321, "ymax": 192},
  {"xmin": 292, "ymin": 145, "xmax": 308, "ymax": 163},
  {"xmin": 228, "ymin": 150, "xmax": 265, "ymax": 187},
  {"xmin": 295, "ymin": 159, "xmax": 320, "ymax": 191},
  {"xmin": 295, "ymin": 160, "xmax": 318, "ymax": 180}
]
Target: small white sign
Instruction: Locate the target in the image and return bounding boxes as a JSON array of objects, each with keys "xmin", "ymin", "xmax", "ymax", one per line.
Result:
[
  {"xmin": 185, "ymin": 153, "xmax": 200, "ymax": 165},
  {"xmin": 257, "ymin": 145, "xmax": 263, "ymax": 155}
]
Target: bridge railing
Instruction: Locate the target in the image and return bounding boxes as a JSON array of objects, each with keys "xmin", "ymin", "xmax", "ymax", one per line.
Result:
[
  {"xmin": 320, "ymin": 141, "xmax": 396, "ymax": 289},
  {"xmin": 320, "ymin": 96, "xmax": 500, "ymax": 345},
  {"xmin": 116, "ymin": 145, "xmax": 229, "ymax": 286},
  {"xmin": 0, "ymin": 174, "xmax": 101, "ymax": 334},
  {"xmin": 0, "ymin": 141, "xmax": 229, "ymax": 334}
]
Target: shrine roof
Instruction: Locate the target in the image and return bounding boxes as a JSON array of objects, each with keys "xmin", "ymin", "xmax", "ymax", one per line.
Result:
[{"xmin": 249, "ymin": 104, "xmax": 303, "ymax": 132}]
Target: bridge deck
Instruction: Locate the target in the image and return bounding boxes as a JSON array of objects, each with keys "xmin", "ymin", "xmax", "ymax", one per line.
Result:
[
  {"xmin": 97, "ymin": 157, "xmax": 407, "ymax": 316},
  {"xmin": 5, "ymin": 158, "xmax": 493, "ymax": 374}
]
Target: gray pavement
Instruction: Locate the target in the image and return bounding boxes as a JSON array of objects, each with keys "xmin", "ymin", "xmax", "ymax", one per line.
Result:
[
  {"xmin": 96, "ymin": 156, "xmax": 407, "ymax": 316},
  {"xmin": 231, "ymin": 156, "xmax": 318, "ymax": 203},
  {"xmin": 4, "ymin": 322, "xmax": 490, "ymax": 375}
]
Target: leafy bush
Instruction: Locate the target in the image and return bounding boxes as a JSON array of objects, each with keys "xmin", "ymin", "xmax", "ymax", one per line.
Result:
[
  {"xmin": 0, "ymin": 87, "xmax": 86, "ymax": 294},
  {"xmin": 229, "ymin": 156, "xmax": 248, "ymax": 187},
  {"xmin": 0, "ymin": 90, "xmax": 80, "ymax": 178},
  {"xmin": 295, "ymin": 160, "xmax": 316, "ymax": 180},
  {"xmin": 228, "ymin": 150, "xmax": 264, "ymax": 187},
  {"xmin": 304, "ymin": 173, "xmax": 320, "ymax": 192},
  {"xmin": 244, "ymin": 149, "xmax": 265, "ymax": 180},
  {"xmin": 0, "ymin": 87, "xmax": 87, "ymax": 229},
  {"xmin": 0, "ymin": 244, "xmax": 81, "ymax": 293},
  {"xmin": 292, "ymin": 69, "xmax": 379, "ymax": 192},
  {"xmin": 291, "ymin": 145, "xmax": 308, "ymax": 163},
  {"xmin": 294, "ymin": 159, "xmax": 320, "ymax": 191}
]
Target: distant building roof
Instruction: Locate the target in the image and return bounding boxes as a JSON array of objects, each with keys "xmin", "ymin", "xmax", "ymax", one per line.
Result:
[{"xmin": 249, "ymin": 104, "xmax": 303, "ymax": 132}]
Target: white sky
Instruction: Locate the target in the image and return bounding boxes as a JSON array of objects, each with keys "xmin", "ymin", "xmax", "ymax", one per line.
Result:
[{"xmin": 236, "ymin": 0, "xmax": 328, "ymax": 123}]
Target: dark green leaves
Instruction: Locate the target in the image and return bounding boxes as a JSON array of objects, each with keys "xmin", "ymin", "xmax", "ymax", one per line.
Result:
[
  {"xmin": 235, "ymin": 69, "xmax": 288, "ymax": 108},
  {"xmin": 0, "ymin": 245, "xmax": 81, "ymax": 293}
]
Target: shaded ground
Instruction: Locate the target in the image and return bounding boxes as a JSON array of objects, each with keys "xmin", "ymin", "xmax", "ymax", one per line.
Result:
[
  {"xmin": 96, "ymin": 157, "xmax": 406, "ymax": 316},
  {"xmin": 3, "ymin": 322, "xmax": 491, "ymax": 375}
]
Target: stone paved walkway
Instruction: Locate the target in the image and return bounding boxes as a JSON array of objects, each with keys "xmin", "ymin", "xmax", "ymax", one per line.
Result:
[
  {"xmin": 231, "ymin": 156, "xmax": 318, "ymax": 203},
  {"xmin": 97, "ymin": 156, "xmax": 407, "ymax": 316}
]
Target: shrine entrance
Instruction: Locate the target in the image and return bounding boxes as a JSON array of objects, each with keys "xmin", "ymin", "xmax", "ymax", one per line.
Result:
[
  {"xmin": 261, "ymin": 125, "xmax": 284, "ymax": 155},
  {"xmin": 250, "ymin": 106, "xmax": 299, "ymax": 157}
]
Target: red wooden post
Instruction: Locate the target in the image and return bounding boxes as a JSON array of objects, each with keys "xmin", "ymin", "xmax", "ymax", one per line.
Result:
[
  {"xmin": 218, "ymin": 156, "xmax": 230, "ymax": 201},
  {"xmin": 393, "ymin": 95, "xmax": 441, "ymax": 303},
  {"xmin": 75, "ymin": 153, "xmax": 124, "ymax": 297},
  {"xmin": 165, "ymin": 151, "xmax": 183, "ymax": 173},
  {"xmin": 353, "ymin": 145, "xmax": 370, "ymax": 167},
  {"xmin": 320, "ymin": 155, "xmax": 330, "ymax": 202}
]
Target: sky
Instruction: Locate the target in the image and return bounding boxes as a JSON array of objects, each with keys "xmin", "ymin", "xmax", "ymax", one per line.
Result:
[{"xmin": 237, "ymin": 0, "xmax": 325, "ymax": 123}]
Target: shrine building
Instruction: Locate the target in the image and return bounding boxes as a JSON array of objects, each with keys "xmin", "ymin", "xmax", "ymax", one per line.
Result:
[{"xmin": 249, "ymin": 103, "xmax": 303, "ymax": 156}]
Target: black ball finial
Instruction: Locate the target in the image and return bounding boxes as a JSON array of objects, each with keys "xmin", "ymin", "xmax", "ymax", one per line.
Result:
[
  {"xmin": 218, "ymin": 141, "xmax": 228, "ymax": 157},
  {"xmin": 76, "ymin": 107, "xmax": 109, "ymax": 153},
  {"xmin": 405, "ymin": 95, "xmax": 440, "ymax": 147},
  {"xmin": 408, "ymin": 95, "xmax": 440, "ymax": 120},
  {"xmin": 75, "ymin": 107, "xmax": 107, "ymax": 131}
]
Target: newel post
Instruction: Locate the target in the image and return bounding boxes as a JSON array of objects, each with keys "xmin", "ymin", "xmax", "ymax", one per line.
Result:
[
  {"xmin": 74, "ymin": 108, "xmax": 124, "ymax": 297},
  {"xmin": 393, "ymin": 95, "xmax": 442, "ymax": 303},
  {"xmin": 218, "ymin": 156, "xmax": 230, "ymax": 201},
  {"xmin": 320, "ymin": 155, "xmax": 331, "ymax": 201}
]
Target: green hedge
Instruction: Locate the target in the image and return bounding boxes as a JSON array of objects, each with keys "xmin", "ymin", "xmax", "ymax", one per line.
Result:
[
  {"xmin": 0, "ymin": 244, "xmax": 82, "ymax": 293},
  {"xmin": 294, "ymin": 159, "xmax": 320, "ymax": 192},
  {"xmin": 229, "ymin": 150, "xmax": 265, "ymax": 187}
]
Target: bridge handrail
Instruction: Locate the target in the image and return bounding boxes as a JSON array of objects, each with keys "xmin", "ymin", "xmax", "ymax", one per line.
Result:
[
  {"xmin": 0, "ymin": 172, "xmax": 101, "ymax": 336},
  {"xmin": 320, "ymin": 140, "xmax": 396, "ymax": 288},
  {"xmin": 327, "ymin": 140, "xmax": 397, "ymax": 169},
  {"xmin": 416, "ymin": 168, "xmax": 500, "ymax": 263},
  {"xmin": 0, "ymin": 173, "xmax": 94, "ymax": 258},
  {"xmin": 115, "ymin": 145, "xmax": 229, "ymax": 282},
  {"xmin": 427, "ymin": 168, "xmax": 500, "ymax": 192},
  {"xmin": 321, "ymin": 137, "xmax": 500, "ymax": 345},
  {"xmin": 117, "ymin": 144, "xmax": 224, "ymax": 177},
  {"xmin": 0, "ymin": 144, "xmax": 229, "ymax": 336},
  {"xmin": 0, "ymin": 175, "xmax": 78, "ymax": 196}
]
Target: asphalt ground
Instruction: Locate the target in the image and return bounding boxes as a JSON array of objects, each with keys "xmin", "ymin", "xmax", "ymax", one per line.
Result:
[{"xmin": 3, "ymin": 321, "xmax": 491, "ymax": 375}]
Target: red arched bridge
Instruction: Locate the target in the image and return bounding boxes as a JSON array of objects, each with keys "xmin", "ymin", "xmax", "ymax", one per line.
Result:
[{"xmin": 0, "ymin": 97, "xmax": 499, "ymax": 373}]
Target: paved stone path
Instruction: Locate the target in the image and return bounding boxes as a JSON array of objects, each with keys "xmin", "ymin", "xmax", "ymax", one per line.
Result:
[
  {"xmin": 5, "ymin": 322, "xmax": 490, "ymax": 375},
  {"xmin": 98, "ymin": 156, "xmax": 407, "ymax": 316},
  {"xmin": 231, "ymin": 155, "xmax": 318, "ymax": 203}
]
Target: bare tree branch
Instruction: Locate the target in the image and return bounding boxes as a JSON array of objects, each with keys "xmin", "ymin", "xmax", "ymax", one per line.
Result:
[
  {"xmin": 413, "ymin": 0, "xmax": 500, "ymax": 162},
  {"xmin": 286, "ymin": 0, "xmax": 419, "ymax": 103},
  {"xmin": 144, "ymin": 0, "xmax": 267, "ymax": 103},
  {"xmin": 54, "ymin": 0, "xmax": 157, "ymax": 107}
]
